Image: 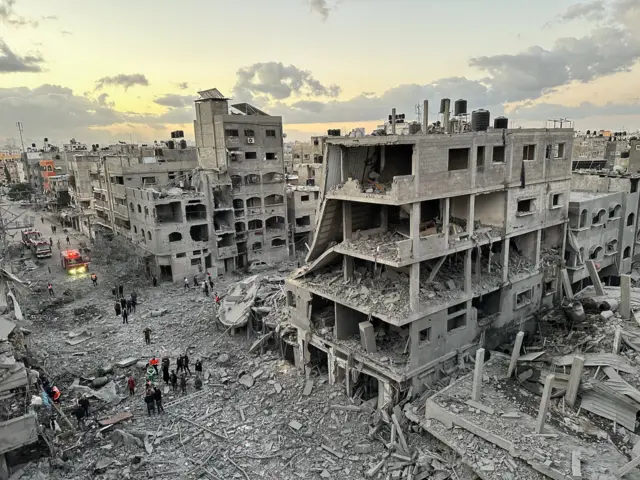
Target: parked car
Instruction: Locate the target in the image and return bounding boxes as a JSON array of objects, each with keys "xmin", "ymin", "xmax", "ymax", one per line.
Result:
[{"xmin": 247, "ymin": 260, "xmax": 272, "ymax": 273}]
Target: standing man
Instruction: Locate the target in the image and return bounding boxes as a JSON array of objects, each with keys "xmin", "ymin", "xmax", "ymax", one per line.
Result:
[
  {"xmin": 170, "ymin": 370, "xmax": 177, "ymax": 392},
  {"xmin": 143, "ymin": 327, "xmax": 151, "ymax": 345},
  {"xmin": 112, "ymin": 286, "xmax": 117, "ymax": 299},
  {"xmin": 56, "ymin": 239, "xmax": 60, "ymax": 250},
  {"xmin": 195, "ymin": 359, "xmax": 203, "ymax": 375},
  {"xmin": 154, "ymin": 387, "xmax": 164, "ymax": 413},
  {"xmin": 208, "ymin": 274, "xmax": 214, "ymax": 291},
  {"xmin": 47, "ymin": 282, "xmax": 54, "ymax": 297},
  {"xmin": 126, "ymin": 298, "xmax": 132, "ymax": 314},
  {"xmin": 131, "ymin": 291, "xmax": 137, "ymax": 312},
  {"xmin": 203, "ymin": 281, "xmax": 209, "ymax": 297},
  {"xmin": 152, "ymin": 275, "xmax": 158, "ymax": 287},
  {"xmin": 150, "ymin": 357, "xmax": 159, "ymax": 375},
  {"xmin": 183, "ymin": 277, "xmax": 189, "ymax": 290},
  {"xmin": 120, "ymin": 296, "xmax": 127, "ymax": 313},
  {"xmin": 144, "ymin": 387, "xmax": 155, "ymax": 416},
  {"xmin": 179, "ymin": 373, "xmax": 187, "ymax": 394},
  {"xmin": 65, "ymin": 236, "xmax": 70, "ymax": 245},
  {"xmin": 49, "ymin": 237, "xmax": 53, "ymax": 246},
  {"xmin": 176, "ymin": 355, "xmax": 183, "ymax": 374},
  {"xmin": 122, "ymin": 307, "xmax": 129, "ymax": 325},
  {"xmin": 162, "ymin": 359, "xmax": 170, "ymax": 385},
  {"xmin": 118, "ymin": 284, "xmax": 124, "ymax": 299},
  {"xmin": 90, "ymin": 273, "xmax": 97, "ymax": 286},
  {"xmin": 193, "ymin": 276, "xmax": 198, "ymax": 288},
  {"xmin": 183, "ymin": 353, "xmax": 192, "ymax": 376},
  {"xmin": 114, "ymin": 301, "xmax": 121, "ymax": 317},
  {"xmin": 127, "ymin": 375, "xmax": 135, "ymax": 395}
]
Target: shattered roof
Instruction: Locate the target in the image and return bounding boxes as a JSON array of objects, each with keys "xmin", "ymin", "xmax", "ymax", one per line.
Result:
[{"xmin": 231, "ymin": 102, "xmax": 269, "ymax": 116}]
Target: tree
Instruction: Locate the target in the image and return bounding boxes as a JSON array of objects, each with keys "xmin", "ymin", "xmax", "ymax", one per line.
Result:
[
  {"xmin": 7, "ymin": 183, "xmax": 34, "ymax": 201},
  {"xmin": 3, "ymin": 166, "xmax": 10, "ymax": 184}
]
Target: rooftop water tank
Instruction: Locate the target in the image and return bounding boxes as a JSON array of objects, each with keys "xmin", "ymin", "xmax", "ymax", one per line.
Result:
[
  {"xmin": 440, "ymin": 98, "xmax": 450, "ymax": 114},
  {"xmin": 494, "ymin": 116, "xmax": 509, "ymax": 129},
  {"xmin": 454, "ymin": 99, "xmax": 467, "ymax": 116},
  {"xmin": 471, "ymin": 109, "xmax": 491, "ymax": 132}
]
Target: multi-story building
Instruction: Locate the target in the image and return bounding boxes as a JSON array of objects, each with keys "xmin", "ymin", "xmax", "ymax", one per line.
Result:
[
  {"xmin": 194, "ymin": 88, "xmax": 289, "ymax": 273},
  {"xmin": 285, "ymin": 112, "xmax": 573, "ymax": 407},
  {"xmin": 48, "ymin": 175, "xmax": 71, "ymax": 208},
  {"xmin": 287, "ymin": 185, "xmax": 320, "ymax": 248},
  {"xmin": 572, "ymin": 133, "xmax": 628, "ymax": 170},
  {"xmin": 565, "ymin": 172, "xmax": 640, "ymax": 291}
]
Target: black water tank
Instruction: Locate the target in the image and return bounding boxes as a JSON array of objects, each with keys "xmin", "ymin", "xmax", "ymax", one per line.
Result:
[
  {"xmin": 494, "ymin": 116, "xmax": 509, "ymax": 129},
  {"xmin": 167, "ymin": 140, "xmax": 175, "ymax": 149},
  {"xmin": 471, "ymin": 109, "xmax": 491, "ymax": 131},
  {"xmin": 179, "ymin": 140, "xmax": 187, "ymax": 149},
  {"xmin": 440, "ymin": 98, "xmax": 450, "ymax": 114},
  {"xmin": 454, "ymin": 99, "xmax": 467, "ymax": 116}
]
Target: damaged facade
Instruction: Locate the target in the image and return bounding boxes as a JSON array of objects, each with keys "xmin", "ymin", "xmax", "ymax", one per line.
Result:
[
  {"xmin": 565, "ymin": 172, "xmax": 640, "ymax": 291},
  {"xmin": 286, "ymin": 124, "xmax": 573, "ymax": 408},
  {"xmin": 286, "ymin": 185, "xmax": 320, "ymax": 249},
  {"xmin": 194, "ymin": 89, "xmax": 289, "ymax": 273}
]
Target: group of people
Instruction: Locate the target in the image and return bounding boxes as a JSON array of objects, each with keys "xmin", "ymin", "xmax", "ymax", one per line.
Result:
[{"xmin": 114, "ymin": 287, "xmax": 137, "ymax": 324}]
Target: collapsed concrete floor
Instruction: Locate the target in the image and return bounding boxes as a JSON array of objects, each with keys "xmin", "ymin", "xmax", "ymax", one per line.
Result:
[{"xmin": 2, "ymin": 227, "xmax": 477, "ymax": 480}]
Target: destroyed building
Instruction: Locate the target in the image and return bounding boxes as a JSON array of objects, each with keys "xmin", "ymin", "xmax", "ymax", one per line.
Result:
[
  {"xmin": 194, "ymin": 88, "xmax": 290, "ymax": 272},
  {"xmin": 565, "ymin": 172, "xmax": 640, "ymax": 291},
  {"xmin": 285, "ymin": 104, "xmax": 573, "ymax": 408},
  {"xmin": 286, "ymin": 185, "xmax": 320, "ymax": 248}
]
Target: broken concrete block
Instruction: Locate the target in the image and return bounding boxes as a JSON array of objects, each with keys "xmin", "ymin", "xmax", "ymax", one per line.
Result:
[
  {"xmin": 135, "ymin": 361, "xmax": 147, "ymax": 370},
  {"xmin": 238, "ymin": 374, "xmax": 254, "ymax": 388},
  {"xmin": 354, "ymin": 443, "xmax": 372, "ymax": 454},
  {"xmin": 217, "ymin": 354, "xmax": 230, "ymax": 364},
  {"xmin": 274, "ymin": 382, "xmax": 282, "ymax": 394},
  {"xmin": 115, "ymin": 357, "xmax": 138, "ymax": 368},
  {"xmin": 358, "ymin": 321, "xmax": 377, "ymax": 354},
  {"xmin": 302, "ymin": 379, "xmax": 313, "ymax": 396},
  {"xmin": 91, "ymin": 376, "xmax": 109, "ymax": 389},
  {"xmin": 289, "ymin": 420, "xmax": 303, "ymax": 431},
  {"xmin": 150, "ymin": 308, "xmax": 168, "ymax": 317},
  {"xmin": 94, "ymin": 457, "xmax": 115, "ymax": 473},
  {"xmin": 110, "ymin": 429, "xmax": 142, "ymax": 448},
  {"xmin": 320, "ymin": 470, "xmax": 331, "ymax": 479}
]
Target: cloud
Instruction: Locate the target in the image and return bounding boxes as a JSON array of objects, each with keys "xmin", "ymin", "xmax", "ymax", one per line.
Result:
[
  {"xmin": 0, "ymin": 0, "xmax": 39, "ymax": 27},
  {"xmin": 469, "ymin": 26, "xmax": 640, "ymax": 103},
  {"xmin": 95, "ymin": 73, "xmax": 149, "ymax": 91},
  {"xmin": 511, "ymin": 100, "xmax": 640, "ymax": 121},
  {"xmin": 61, "ymin": 30, "xmax": 73, "ymax": 36},
  {"xmin": 97, "ymin": 93, "xmax": 114, "ymax": 107},
  {"xmin": 0, "ymin": 39, "xmax": 44, "ymax": 73},
  {"xmin": 41, "ymin": 15, "xmax": 57, "ymax": 20},
  {"xmin": 233, "ymin": 62, "xmax": 340, "ymax": 102},
  {"xmin": 176, "ymin": 81, "xmax": 189, "ymax": 90},
  {"xmin": 310, "ymin": 0, "xmax": 330, "ymax": 20},
  {"xmin": 558, "ymin": 1, "xmax": 605, "ymax": 21},
  {"xmin": 154, "ymin": 94, "xmax": 195, "ymax": 108}
]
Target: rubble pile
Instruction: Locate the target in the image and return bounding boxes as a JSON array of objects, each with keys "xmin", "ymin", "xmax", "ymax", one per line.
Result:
[{"xmin": 341, "ymin": 230, "xmax": 408, "ymax": 261}]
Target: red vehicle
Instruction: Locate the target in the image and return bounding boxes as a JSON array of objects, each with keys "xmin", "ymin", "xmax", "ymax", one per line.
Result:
[
  {"xmin": 60, "ymin": 249, "xmax": 90, "ymax": 275},
  {"xmin": 21, "ymin": 229, "xmax": 41, "ymax": 248},
  {"xmin": 31, "ymin": 239, "xmax": 52, "ymax": 258}
]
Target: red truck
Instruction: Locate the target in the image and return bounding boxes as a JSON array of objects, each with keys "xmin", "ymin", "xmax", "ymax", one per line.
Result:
[
  {"xmin": 60, "ymin": 249, "xmax": 90, "ymax": 275},
  {"xmin": 21, "ymin": 229, "xmax": 52, "ymax": 258}
]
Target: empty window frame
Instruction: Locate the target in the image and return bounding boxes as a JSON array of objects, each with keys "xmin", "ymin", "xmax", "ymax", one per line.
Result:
[
  {"xmin": 515, "ymin": 288, "xmax": 533, "ymax": 309},
  {"xmin": 265, "ymin": 152, "xmax": 277, "ymax": 160},
  {"xmin": 448, "ymin": 148, "xmax": 470, "ymax": 171},
  {"xmin": 142, "ymin": 176, "xmax": 156, "ymax": 185},
  {"xmin": 544, "ymin": 279, "xmax": 557, "ymax": 296},
  {"xmin": 476, "ymin": 146, "xmax": 485, "ymax": 169},
  {"xmin": 244, "ymin": 129, "xmax": 255, "ymax": 136},
  {"xmin": 419, "ymin": 326, "xmax": 431, "ymax": 347},
  {"xmin": 245, "ymin": 152, "xmax": 257, "ymax": 160},
  {"xmin": 225, "ymin": 129, "xmax": 239, "ymax": 137},
  {"xmin": 301, "ymin": 195, "xmax": 310, "ymax": 202},
  {"xmin": 624, "ymin": 246, "xmax": 632, "ymax": 259},
  {"xmin": 492, "ymin": 145, "xmax": 506, "ymax": 163},
  {"xmin": 266, "ymin": 129, "xmax": 276, "ymax": 137},
  {"xmin": 522, "ymin": 144, "xmax": 536, "ymax": 161},
  {"xmin": 628, "ymin": 213, "xmax": 636, "ymax": 227},
  {"xmin": 555, "ymin": 143, "xmax": 566, "ymax": 158},
  {"xmin": 517, "ymin": 198, "xmax": 536, "ymax": 215},
  {"xmin": 610, "ymin": 204, "xmax": 622, "ymax": 219},
  {"xmin": 545, "ymin": 144, "xmax": 552, "ymax": 159},
  {"xmin": 592, "ymin": 209, "xmax": 606, "ymax": 226},
  {"xmin": 447, "ymin": 313, "xmax": 466, "ymax": 332}
]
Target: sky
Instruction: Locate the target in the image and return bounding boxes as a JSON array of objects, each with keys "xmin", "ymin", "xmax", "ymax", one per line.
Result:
[{"xmin": 1, "ymin": 0, "xmax": 640, "ymax": 147}]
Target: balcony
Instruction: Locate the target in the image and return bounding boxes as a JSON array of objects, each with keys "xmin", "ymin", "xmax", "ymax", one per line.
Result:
[
  {"xmin": 218, "ymin": 245, "xmax": 238, "ymax": 259},
  {"xmin": 329, "ymin": 176, "xmax": 415, "ymax": 204}
]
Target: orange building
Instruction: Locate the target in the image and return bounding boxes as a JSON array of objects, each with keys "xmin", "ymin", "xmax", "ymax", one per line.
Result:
[{"xmin": 40, "ymin": 160, "xmax": 55, "ymax": 191}]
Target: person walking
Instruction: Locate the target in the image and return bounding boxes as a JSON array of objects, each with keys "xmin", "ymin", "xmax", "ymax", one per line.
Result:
[
  {"xmin": 131, "ymin": 292, "xmax": 137, "ymax": 312},
  {"xmin": 195, "ymin": 359, "xmax": 203, "ymax": 375},
  {"xmin": 154, "ymin": 387, "xmax": 164, "ymax": 413},
  {"xmin": 122, "ymin": 308, "xmax": 129, "ymax": 325},
  {"xmin": 176, "ymin": 355, "xmax": 184, "ymax": 374},
  {"xmin": 47, "ymin": 282, "xmax": 54, "ymax": 297},
  {"xmin": 170, "ymin": 370, "xmax": 177, "ymax": 392},
  {"xmin": 144, "ymin": 388, "xmax": 155, "ymax": 416},
  {"xmin": 56, "ymin": 239, "xmax": 60, "ymax": 250},
  {"xmin": 183, "ymin": 354, "xmax": 192, "ymax": 376},
  {"xmin": 152, "ymin": 276, "xmax": 158, "ymax": 287},
  {"xmin": 118, "ymin": 284, "xmax": 124, "ymax": 298},
  {"xmin": 90, "ymin": 273, "xmax": 97, "ymax": 286},
  {"xmin": 162, "ymin": 361, "xmax": 170, "ymax": 385},
  {"xmin": 150, "ymin": 357, "xmax": 159, "ymax": 375},
  {"xmin": 41, "ymin": 216, "xmax": 44, "ymax": 224},
  {"xmin": 193, "ymin": 276, "xmax": 198, "ymax": 288},
  {"xmin": 114, "ymin": 302, "xmax": 121, "ymax": 317},
  {"xmin": 207, "ymin": 272, "xmax": 213, "ymax": 290},
  {"xmin": 126, "ymin": 298, "xmax": 132, "ymax": 314},
  {"xmin": 112, "ymin": 286, "xmax": 117, "ymax": 299},
  {"xmin": 179, "ymin": 373, "xmax": 187, "ymax": 394},
  {"xmin": 184, "ymin": 277, "xmax": 189, "ymax": 290},
  {"xmin": 143, "ymin": 327, "xmax": 151, "ymax": 345},
  {"xmin": 203, "ymin": 281, "xmax": 209, "ymax": 297},
  {"xmin": 120, "ymin": 297, "xmax": 127, "ymax": 312},
  {"xmin": 65, "ymin": 236, "xmax": 70, "ymax": 245},
  {"xmin": 49, "ymin": 237, "xmax": 53, "ymax": 246},
  {"xmin": 127, "ymin": 375, "xmax": 135, "ymax": 396}
]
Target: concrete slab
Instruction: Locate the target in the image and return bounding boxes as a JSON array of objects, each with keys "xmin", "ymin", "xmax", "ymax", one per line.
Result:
[
  {"xmin": 0, "ymin": 318, "xmax": 15, "ymax": 342},
  {"xmin": 358, "ymin": 321, "xmax": 376, "ymax": 354},
  {"xmin": 115, "ymin": 357, "xmax": 138, "ymax": 368},
  {"xmin": 0, "ymin": 413, "xmax": 38, "ymax": 455}
]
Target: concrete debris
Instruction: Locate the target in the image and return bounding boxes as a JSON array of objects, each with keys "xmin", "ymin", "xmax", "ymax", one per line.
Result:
[
  {"xmin": 98, "ymin": 411, "xmax": 134, "ymax": 427},
  {"xmin": 238, "ymin": 373, "xmax": 254, "ymax": 388},
  {"xmin": 109, "ymin": 429, "xmax": 143, "ymax": 448},
  {"xmin": 93, "ymin": 457, "xmax": 115, "ymax": 473},
  {"xmin": 219, "ymin": 275, "xmax": 260, "ymax": 328}
]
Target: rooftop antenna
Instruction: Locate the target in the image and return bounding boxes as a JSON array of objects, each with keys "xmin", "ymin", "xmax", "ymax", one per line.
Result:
[{"xmin": 16, "ymin": 122, "xmax": 26, "ymax": 153}]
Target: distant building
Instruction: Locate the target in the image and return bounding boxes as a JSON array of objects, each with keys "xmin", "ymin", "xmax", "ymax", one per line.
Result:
[
  {"xmin": 287, "ymin": 185, "xmax": 320, "ymax": 249},
  {"xmin": 194, "ymin": 88, "xmax": 290, "ymax": 273},
  {"xmin": 572, "ymin": 133, "xmax": 629, "ymax": 170}
]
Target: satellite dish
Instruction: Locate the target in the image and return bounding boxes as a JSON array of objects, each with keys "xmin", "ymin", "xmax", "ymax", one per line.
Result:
[{"xmin": 282, "ymin": 133, "xmax": 287, "ymax": 138}]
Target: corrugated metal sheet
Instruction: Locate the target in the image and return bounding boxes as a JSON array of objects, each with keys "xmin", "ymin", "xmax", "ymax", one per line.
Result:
[
  {"xmin": 306, "ymin": 199, "xmax": 342, "ymax": 262},
  {"xmin": 580, "ymin": 392, "xmax": 638, "ymax": 431},
  {"xmin": 554, "ymin": 353, "xmax": 637, "ymax": 374}
]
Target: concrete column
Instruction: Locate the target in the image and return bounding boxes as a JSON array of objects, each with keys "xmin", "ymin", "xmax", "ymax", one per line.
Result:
[
  {"xmin": 468, "ymin": 194, "xmax": 475, "ymax": 236},
  {"xmin": 585, "ymin": 260, "xmax": 605, "ymax": 296},
  {"xmin": 327, "ymin": 347, "xmax": 336, "ymax": 385},
  {"xmin": 474, "ymin": 247, "xmax": 482, "ymax": 283},
  {"xmin": 621, "ymin": 274, "xmax": 631, "ymax": 320},
  {"xmin": 464, "ymin": 249, "xmax": 472, "ymax": 293},
  {"xmin": 422, "ymin": 100, "xmax": 429, "ymax": 134},
  {"xmin": 0, "ymin": 453, "xmax": 7, "ymax": 480},
  {"xmin": 378, "ymin": 380, "xmax": 393, "ymax": 410},
  {"xmin": 507, "ymin": 331, "xmax": 524, "ymax": 378},
  {"xmin": 410, "ymin": 263, "xmax": 420, "ymax": 312},
  {"xmin": 472, "ymin": 348, "xmax": 485, "ymax": 401},
  {"xmin": 343, "ymin": 201, "xmax": 352, "ymax": 241},
  {"xmin": 535, "ymin": 229, "xmax": 542, "ymax": 269},
  {"xmin": 358, "ymin": 321, "xmax": 377, "ymax": 353},
  {"xmin": 566, "ymin": 355, "xmax": 584, "ymax": 407},
  {"xmin": 381, "ymin": 206, "xmax": 388, "ymax": 231},
  {"xmin": 335, "ymin": 304, "xmax": 360, "ymax": 340},
  {"xmin": 411, "ymin": 202, "xmax": 421, "ymax": 255},
  {"xmin": 613, "ymin": 327, "xmax": 623, "ymax": 354},
  {"xmin": 343, "ymin": 256, "xmax": 353, "ymax": 282},
  {"xmin": 391, "ymin": 108, "xmax": 396, "ymax": 135},
  {"xmin": 443, "ymin": 198, "xmax": 450, "ymax": 246},
  {"xmin": 501, "ymin": 238, "xmax": 510, "ymax": 283},
  {"xmin": 535, "ymin": 374, "xmax": 555, "ymax": 434}
]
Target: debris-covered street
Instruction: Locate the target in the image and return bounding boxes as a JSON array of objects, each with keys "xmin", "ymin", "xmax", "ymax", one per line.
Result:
[{"xmin": 2, "ymin": 208, "xmax": 473, "ymax": 480}]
